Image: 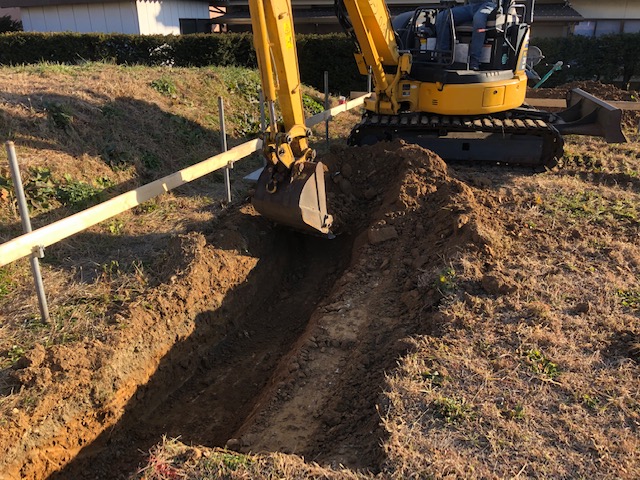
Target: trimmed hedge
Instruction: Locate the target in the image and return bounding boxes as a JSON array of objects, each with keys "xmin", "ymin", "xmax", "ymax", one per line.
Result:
[
  {"xmin": 1, "ymin": 31, "xmax": 639, "ymax": 92},
  {"xmin": 532, "ymin": 33, "xmax": 640, "ymax": 88},
  {"xmin": 0, "ymin": 32, "xmax": 362, "ymax": 94}
]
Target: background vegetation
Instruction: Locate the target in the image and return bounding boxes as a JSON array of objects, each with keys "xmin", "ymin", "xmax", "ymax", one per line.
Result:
[
  {"xmin": 0, "ymin": 15, "xmax": 21, "ymax": 33},
  {"xmin": 2, "ymin": 31, "xmax": 637, "ymax": 93},
  {"xmin": 0, "ymin": 32, "xmax": 363, "ymax": 96},
  {"xmin": 534, "ymin": 33, "xmax": 640, "ymax": 88}
]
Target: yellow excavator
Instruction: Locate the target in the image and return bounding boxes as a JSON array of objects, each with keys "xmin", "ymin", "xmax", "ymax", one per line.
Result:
[{"xmin": 248, "ymin": 0, "xmax": 626, "ymax": 235}]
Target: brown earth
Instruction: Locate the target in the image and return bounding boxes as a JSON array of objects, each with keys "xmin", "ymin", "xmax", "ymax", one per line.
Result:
[
  {"xmin": 1, "ymin": 70, "xmax": 639, "ymax": 480},
  {"xmin": 230, "ymin": 141, "xmax": 493, "ymax": 468},
  {"xmin": 527, "ymin": 80, "xmax": 640, "ymax": 102}
]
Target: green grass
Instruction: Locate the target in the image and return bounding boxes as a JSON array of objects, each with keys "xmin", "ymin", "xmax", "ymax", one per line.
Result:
[
  {"xmin": 0, "ymin": 267, "xmax": 15, "ymax": 299},
  {"xmin": 218, "ymin": 67, "xmax": 261, "ymax": 101},
  {"xmin": 544, "ymin": 190, "xmax": 639, "ymax": 227},
  {"xmin": 617, "ymin": 289, "xmax": 640, "ymax": 310},
  {"xmin": 302, "ymin": 93, "xmax": 324, "ymax": 115},
  {"xmin": 150, "ymin": 77, "xmax": 177, "ymax": 96},
  {"xmin": 433, "ymin": 396, "xmax": 473, "ymax": 423},
  {"xmin": 525, "ymin": 349, "xmax": 560, "ymax": 380}
]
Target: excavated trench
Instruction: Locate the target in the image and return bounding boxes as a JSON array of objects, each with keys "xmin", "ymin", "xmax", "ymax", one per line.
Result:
[
  {"xmin": 4, "ymin": 141, "xmax": 493, "ymax": 480},
  {"xmin": 50, "ymin": 226, "xmax": 355, "ymax": 479}
]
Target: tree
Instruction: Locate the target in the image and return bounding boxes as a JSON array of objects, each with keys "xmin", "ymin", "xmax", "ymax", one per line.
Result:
[{"xmin": 0, "ymin": 15, "xmax": 22, "ymax": 33}]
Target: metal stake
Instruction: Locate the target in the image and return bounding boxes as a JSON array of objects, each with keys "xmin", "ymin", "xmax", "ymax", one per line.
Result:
[
  {"xmin": 259, "ymin": 89, "xmax": 267, "ymax": 167},
  {"xmin": 324, "ymin": 71, "xmax": 330, "ymax": 147},
  {"xmin": 5, "ymin": 141, "xmax": 50, "ymax": 323},
  {"xmin": 218, "ymin": 97, "xmax": 232, "ymax": 204}
]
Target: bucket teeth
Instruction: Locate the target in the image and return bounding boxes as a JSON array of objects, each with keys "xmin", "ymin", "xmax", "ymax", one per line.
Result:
[{"xmin": 252, "ymin": 161, "xmax": 333, "ymax": 235}]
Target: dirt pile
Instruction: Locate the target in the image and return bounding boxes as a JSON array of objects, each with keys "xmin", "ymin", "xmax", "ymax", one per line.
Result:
[{"xmin": 527, "ymin": 80, "xmax": 639, "ymax": 101}]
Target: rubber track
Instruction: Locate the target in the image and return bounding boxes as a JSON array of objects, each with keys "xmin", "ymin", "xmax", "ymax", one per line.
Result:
[{"xmin": 348, "ymin": 112, "xmax": 564, "ymax": 169}]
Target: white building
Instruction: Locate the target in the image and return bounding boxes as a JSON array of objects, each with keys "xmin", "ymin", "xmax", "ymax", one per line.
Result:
[
  {"xmin": 0, "ymin": 0, "xmax": 212, "ymax": 34},
  {"xmin": 3, "ymin": 0, "xmax": 639, "ymax": 37}
]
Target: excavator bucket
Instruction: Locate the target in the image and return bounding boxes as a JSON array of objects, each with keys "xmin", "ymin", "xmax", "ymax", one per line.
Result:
[
  {"xmin": 552, "ymin": 88, "xmax": 628, "ymax": 143},
  {"xmin": 252, "ymin": 161, "xmax": 333, "ymax": 235}
]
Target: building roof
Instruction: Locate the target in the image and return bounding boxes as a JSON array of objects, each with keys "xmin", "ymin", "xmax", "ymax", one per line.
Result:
[
  {"xmin": 213, "ymin": 3, "xmax": 584, "ymax": 26},
  {"xmin": 0, "ymin": 0, "xmax": 206, "ymax": 8},
  {"xmin": 534, "ymin": 3, "xmax": 583, "ymax": 22}
]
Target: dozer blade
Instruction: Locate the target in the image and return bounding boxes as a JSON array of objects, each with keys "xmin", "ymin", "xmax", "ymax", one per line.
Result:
[
  {"xmin": 252, "ymin": 161, "xmax": 333, "ymax": 235},
  {"xmin": 551, "ymin": 88, "xmax": 628, "ymax": 143}
]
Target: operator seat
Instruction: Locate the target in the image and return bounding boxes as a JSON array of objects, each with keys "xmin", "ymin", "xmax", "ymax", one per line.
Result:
[{"xmin": 454, "ymin": 0, "xmax": 519, "ymax": 38}]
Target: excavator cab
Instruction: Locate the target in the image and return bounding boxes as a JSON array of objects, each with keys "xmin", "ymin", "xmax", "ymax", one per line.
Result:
[{"xmin": 397, "ymin": 0, "xmax": 529, "ymax": 71}]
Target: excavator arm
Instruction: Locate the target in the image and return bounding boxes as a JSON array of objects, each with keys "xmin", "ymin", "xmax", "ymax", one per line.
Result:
[
  {"xmin": 249, "ymin": 0, "xmax": 333, "ymax": 234},
  {"xmin": 338, "ymin": 0, "xmax": 412, "ymax": 114}
]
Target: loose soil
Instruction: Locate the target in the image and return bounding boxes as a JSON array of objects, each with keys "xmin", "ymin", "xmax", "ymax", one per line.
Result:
[{"xmin": 1, "ymin": 67, "xmax": 639, "ymax": 480}]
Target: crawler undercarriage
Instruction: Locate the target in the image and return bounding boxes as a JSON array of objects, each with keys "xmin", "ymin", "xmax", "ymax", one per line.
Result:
[{"xmin": 349, "ymin": 88, "xmax": 626, "ymax": 169}]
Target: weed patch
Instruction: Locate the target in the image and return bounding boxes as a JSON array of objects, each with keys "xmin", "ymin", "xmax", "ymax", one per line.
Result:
[
  {"xmin": 433, "ymin": 396, "xmax": 473, "ymax": 423},
  {"xmin": 57, "ymin": 174, "xmax": 101, "ymax": 207},
  {"xmin": 420, "ymin": 369, "xmax": 446, "ymax": 387},
  {"xmin": 433, "ymin": 267, "xmax": 456, "ymax": 295},
  {"xmin": 525, "ymin": 349, "xmax": 560, "ymax": 380},
  {"xmin": 501, "ymin": 403, "xmax": 526, "ymax": 421},
  {"xmin": 6, "ymin": 344, "xmax": 25, "ymax": 364},
  {"xmin": 24, "ymin": 167, "xmax": 57, "ymax": 212},
  {"xmin": 616, "ymin": 289, "xmax": 640, "ymax": 310},
  {"xmin": 230, "ymin": 112, "xmax": 261, "ymax": 137},
  {"xmin": 45, "ymin": 102, "xmax": 74, "ymax": 130},
  {"xmin": 582, "ymin": 394, "xmax": 601, "ymax": 411},
  {"xmin": 149, "ymin": 77, "xmax": 177, "ymax": 97}
]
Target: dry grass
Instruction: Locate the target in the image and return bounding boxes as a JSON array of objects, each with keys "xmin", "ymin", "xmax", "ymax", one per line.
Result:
[
  {"xmin": 381, "ymin": 138, "xmax": 640, "ymax": 479},
  {"xmin": 134, "ymin": 437, "xmax": 370, "ymax": 480},
  {"xmin": 0, "ymin": 63, "xmax": 269, "ymax": 374}
]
